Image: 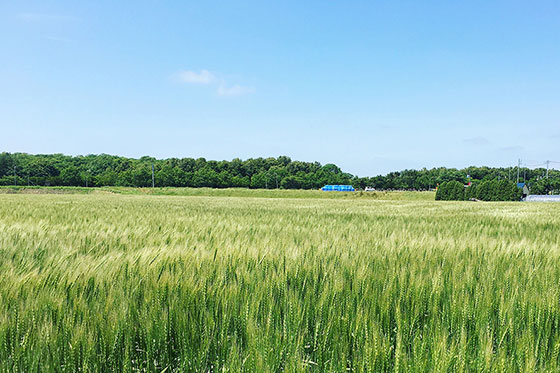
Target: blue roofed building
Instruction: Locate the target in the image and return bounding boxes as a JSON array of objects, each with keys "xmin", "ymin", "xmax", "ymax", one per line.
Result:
[
  {"xmin": 321, "ymin": 185, "xmax": 355, "ymax": 192},
  {"xmin": 517, "ymin": 182, "xmax": 530, "ymax": 197}
]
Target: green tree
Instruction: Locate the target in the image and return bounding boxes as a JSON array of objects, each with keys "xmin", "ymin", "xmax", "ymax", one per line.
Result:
[
  {"xmin": 281, "ymin": 176, "xmax": 303, "ymax": 189},
  {"xmin": 60, "ymin": 166, "xmax": 82, "ymax": 186}
]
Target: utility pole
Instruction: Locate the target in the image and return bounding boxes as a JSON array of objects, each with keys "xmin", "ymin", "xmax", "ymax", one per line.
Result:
[
  {"xmin": 546, "ymin": 160, "xmax": 550, "ymax": 178},
  {"xmin": 151, "ymin": 163, "xmax": 155, "ymax": 188},
  {"xmin": 516, "ymin": 159, "xmax": 520, "ymax": 184},
  {"xmin": 13, "ymin": 166, "xmax": 17, "ymax": 186}
]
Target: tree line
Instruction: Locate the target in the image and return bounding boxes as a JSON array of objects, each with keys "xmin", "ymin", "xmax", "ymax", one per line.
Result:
[
  {"xmin": 435, "ymin": 180, "xmax": 523, "ymax": 201},
  {"xmin": 0, "ymin": 153, "xmax": 353, "ymax": 189},
  {"xmin": 1, "ymin": 152, "xmax": 559, "ymax": 192}
]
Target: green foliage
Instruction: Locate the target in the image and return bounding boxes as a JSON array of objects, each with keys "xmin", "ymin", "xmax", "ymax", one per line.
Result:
[
  {"xmin": 1, "ymin": 194, "xmax": 560, "ymax": 371},
  {"xmin": 438, "ymin": 180, "xmax": 522, "ymax": 201},
  {"xmin": 280, "ymin": 175, "xmax": 303, "ymax": 189},
  {"xmin": 435, "ymin": 180, "xmax": 465, "ymax": 200},
  {"xmin": 464, "ymin": 180, "xmax": 477, "ymax": 200},
  {"xmin": 531, "ymin": 178, "xmax": 560, "ymax": 195},
  {"xmin": 0, "ymin": 153, "xmax": 354, "ymax": 190},
  {"xmin": 2, "ymin": 152, "xmax": 559, "ymax": 193}
]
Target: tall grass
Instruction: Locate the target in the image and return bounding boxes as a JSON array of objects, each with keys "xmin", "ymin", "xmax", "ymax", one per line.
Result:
[{"xmin": 0, "ymin": 194, "xmax": 559, "ymax": 371}]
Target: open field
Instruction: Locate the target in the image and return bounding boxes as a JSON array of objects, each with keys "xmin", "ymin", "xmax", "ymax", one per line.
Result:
[
  {"xmin": 0, "ymin": 186, "xmax": 435, "ymax": 200},
  {"xmin": 1, "ymin": 193, "xmax": 560, "ymax": 371}
]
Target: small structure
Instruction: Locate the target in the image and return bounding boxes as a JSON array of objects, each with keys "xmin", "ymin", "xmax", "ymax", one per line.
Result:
[
  {"xmin": 321, "ymin": 185, "xmax": 355, "ymax": 192},
  {"xmin": 525, "ymin": 195, "xmax": 560, "ymax": 202},
  {"xmin": 517, "ymin": 182, "xmax": 530, "ymax": 198}
]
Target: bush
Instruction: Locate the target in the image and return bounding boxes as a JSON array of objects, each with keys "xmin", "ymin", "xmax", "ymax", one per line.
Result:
[
  {"xmin": 436, "ymin": 181, "xmax": 465, "ymax": 200},
  {"xmin": 437, "ymin": 180, "xmax": 521, "ymax": 201}
]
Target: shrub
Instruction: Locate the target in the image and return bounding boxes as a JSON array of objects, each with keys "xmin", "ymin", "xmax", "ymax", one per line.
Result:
[{"xmin": 438, "ymin": 180, "xmax": 520, "ymax": 201}]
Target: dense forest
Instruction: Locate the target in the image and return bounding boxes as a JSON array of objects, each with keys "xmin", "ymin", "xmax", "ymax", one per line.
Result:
[
  {"xmin": 1, "ymin": 152, "xmax": 559, "ymax": 193},
  {"xmin": 436, "ymin": 180, "xmax": 522, "ymax": 201}
]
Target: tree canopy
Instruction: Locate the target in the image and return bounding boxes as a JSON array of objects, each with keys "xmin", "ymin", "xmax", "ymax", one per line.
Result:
[
  {"xmin": 1, "ymin": 152, "xmax": 559, "ymax": 193},
  {"xmin": 0, "ymin": 153, "xmax": 353, "ymax": 189},
  {"xmin": 436, "ymin": 180, "xmax": 523, "ymax": 201}
]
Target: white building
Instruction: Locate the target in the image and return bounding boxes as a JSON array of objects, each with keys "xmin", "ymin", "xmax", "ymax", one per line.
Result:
[{"xmin": 525, "ymin": 195, "xmax": 560, "ymax": 202}]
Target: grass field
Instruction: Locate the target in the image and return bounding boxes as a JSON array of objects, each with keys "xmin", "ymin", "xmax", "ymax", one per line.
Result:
[
  {"xmin": 1, "ymin": 192, "xmax": 559, "ymax": 371},
  {"xmin": 0, "ymin": 186, "xmax": 435, "ymax": 201}
]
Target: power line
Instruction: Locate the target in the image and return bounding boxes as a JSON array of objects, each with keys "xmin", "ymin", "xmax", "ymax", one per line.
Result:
[
  {"xmin": 519, "ymin": 159, "xmax": 560, "ymax": 169},
  {"xmin": 520, "ymin": 161, "xmax": 547, "ymax": 167}
]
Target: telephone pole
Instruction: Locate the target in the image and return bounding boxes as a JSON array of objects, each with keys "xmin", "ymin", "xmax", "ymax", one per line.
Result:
[
  {"xmin": 151, "ymin": 163, "xmax": 155, "ymax": 188},
  {"xmin": 13, "ymin": 166, "xmax": 17, "ymax": 186},
  {"xmin": 546, "ymin": 160, "xmax": 550, "ymax": 178},
  {"xmin": 516, "ymin": 159, "xmax": 520, "ymax": 184}
]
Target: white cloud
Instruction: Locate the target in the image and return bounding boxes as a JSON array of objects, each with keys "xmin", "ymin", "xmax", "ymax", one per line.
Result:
[
  {"xmin": 178, "ymin": 70, "xmax": 216, "ymax": 84},
  {"xmin": 176, "ymin": 69, "xmax": 254, "ymax": 97},
  {"xmin": 217, "ymin": 84, "xmax": 255, "ymax": 96}
]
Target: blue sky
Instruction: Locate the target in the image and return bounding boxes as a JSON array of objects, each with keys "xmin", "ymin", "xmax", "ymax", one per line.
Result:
[{"xmin": 1, "ymin": 1, "xmax": 559, "ymax": 176}]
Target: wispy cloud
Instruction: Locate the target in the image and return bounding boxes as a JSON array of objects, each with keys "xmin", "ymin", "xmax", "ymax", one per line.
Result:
[
  {"xmin": 500, "ymin": 145, "xmax": 524, "ymax": 152},
  {"xmin": 463, "ymin": 136, "xmax": 490, "ymax": 146},
  {"xmin": 44, "ymin": 35, "xmax": 73, "ymax": 43},
  {"xmin": 217, "ymin": 84, "xmax": 255, "ymax": 96},
  {"xmin": 18, "ymin": 13, "xmax": 80, "ymax": 22},
  {"xmin": 176, "ymin": 68, "xmax": 254, "ymax": 97},
  {"xmin": 178, "ymin": 70, "xmax": 216, "ymax": 84}
]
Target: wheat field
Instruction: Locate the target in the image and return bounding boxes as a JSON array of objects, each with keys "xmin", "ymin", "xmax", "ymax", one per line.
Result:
[{"xmin": 1, "ymin": 193, "xmax": 559, "ymax": 371}]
